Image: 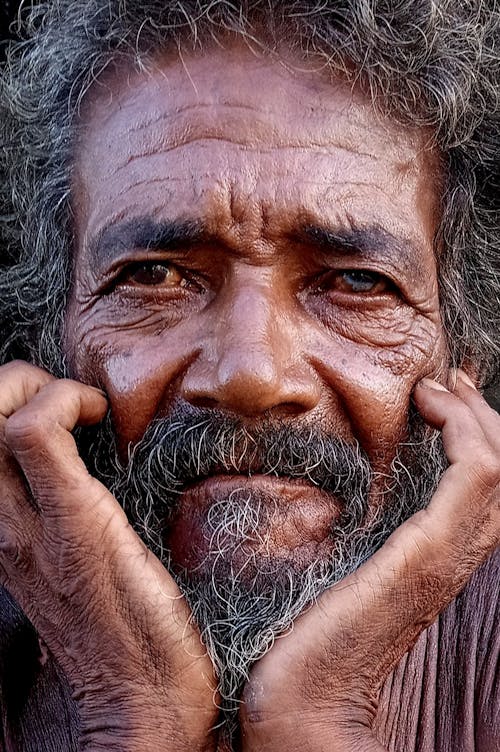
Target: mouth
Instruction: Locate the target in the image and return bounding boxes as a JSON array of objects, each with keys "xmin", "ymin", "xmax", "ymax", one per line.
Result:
[{"xmin": 166, "ymin": 473, "xmax": 342, "ymax": 571}]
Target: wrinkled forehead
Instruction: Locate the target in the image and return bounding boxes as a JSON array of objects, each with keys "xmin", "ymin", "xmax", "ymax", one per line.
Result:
[
  {"xmin": 77, "ymin": 40, "xmax": 437, "ymax": 158},
  {"xmin": 72, "ymin": 40, "xmax": 442, "ymax": 249}
]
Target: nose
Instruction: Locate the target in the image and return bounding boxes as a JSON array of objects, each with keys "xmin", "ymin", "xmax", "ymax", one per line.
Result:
[{"xmin": 181, "ymin": 283, "xmax": 320, "ymax": 417}]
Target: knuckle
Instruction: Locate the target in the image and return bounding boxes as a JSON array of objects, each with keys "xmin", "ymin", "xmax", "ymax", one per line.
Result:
[
  {"xmin": 0, "ymin": 360, "xmax": 34, "ymax": 377},
  {"xmin": 0, "ymin": 360, "xmax": 47, "ymax": 386},
  {"xmin": 468, "ymin": 455, "xmax": 500, "ymax": 492},
  {"xmin": 5, "ymin": 410, "xmax": 50, "ymax": 449},
  {"xmin": 39, "ymin": 380, "xmax": 83, "ymax": 415},
  {"xmin": 48, "ymin": 379, "xmax": 80, "ymax": 402},
  {"xmin": 0, "ymin": 528, "xmax": 32, "ymax": 573}
]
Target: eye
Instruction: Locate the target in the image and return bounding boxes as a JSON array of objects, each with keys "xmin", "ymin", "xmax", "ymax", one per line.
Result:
[
  {"xmin": 321, "ymin": 270, "xmax": 392, "ymax": 295},
  {"xmin": 121, "ymin": 262, "xmax": 188, "ymax": 288}
]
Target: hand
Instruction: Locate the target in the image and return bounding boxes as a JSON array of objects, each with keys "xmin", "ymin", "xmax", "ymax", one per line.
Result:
[
  {"xmin": 240, "ymin": 371, "xmax": 500, "ymax": 752},
  {"xmin": 0, "ymin": 362, "xmax": 219, "ymax": 752}
]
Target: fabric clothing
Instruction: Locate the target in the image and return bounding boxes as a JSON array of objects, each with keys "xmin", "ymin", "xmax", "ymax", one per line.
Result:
[{"xmin": 0, "ymin": 551, "xmax": 498, "ymax": 751}]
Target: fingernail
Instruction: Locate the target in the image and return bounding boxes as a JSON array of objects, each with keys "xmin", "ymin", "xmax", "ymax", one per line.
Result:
[
  {"xmin": 456, "ymin": 370, "xmax": 477, "ymax": 389},
  {"xmin": 92, "ymin": 386, "xmax": 108, "ymax": 398},
  {"xmin": 418, "ymin": 378, "xmax": 449, "ymax": 392}
]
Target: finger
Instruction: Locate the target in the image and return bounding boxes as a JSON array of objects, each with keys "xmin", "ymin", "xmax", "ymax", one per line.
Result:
[
  {"xmin": 451, "ymin": 369, "xmax": 500, "ymax": 450},
  {"xmin": 0, "ymin": 367, "xmax": 106, "ymax": 551},
  {"xmin": 0, "ymin": 364, "xmax": 104, "ymax": 523},
  {"xmin": 5, "ymin": 379, "xmax": 107, "ymax": 452},
  {"xmin": 401, "ymin": 375, "xmax": 498, "ymax": 557},
  {"xmin": 3, "ymin": 379, "xmax": 186, "ymax": 608},
  {"xmin": 0, "ymin": 363, "xmax": 53, "ymax": 582},
  {"xmin": 414, "ymin": 379, "xmax": 499, "ymax": 519},
  {"xmin": 413, "ymin": 378, "xmax": 495, "ymax": 465},
  {"xmin": 0, "ymin": 361, "xmax": 56, "ymax": 422},
  {"xmin": 4, "ymin": 378, "xmax": 108, "ymax": 505}
]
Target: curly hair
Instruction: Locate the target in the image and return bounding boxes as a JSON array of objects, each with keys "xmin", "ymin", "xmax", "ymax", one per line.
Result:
[{"xmin": 0, "ymin": 0, "xmax": 499, "ymax": 385}]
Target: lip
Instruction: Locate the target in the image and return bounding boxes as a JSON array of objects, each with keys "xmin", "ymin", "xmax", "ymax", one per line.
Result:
[
  {"xmin": 167, "ymin": 473, "xmax": 342, "ymax": 568},
  {"xmin": 184, "ymin": 472, "xmax": 338, "ymax": 506}
]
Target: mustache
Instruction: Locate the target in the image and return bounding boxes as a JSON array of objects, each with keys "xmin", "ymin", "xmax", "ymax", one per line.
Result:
[
  {"xmin": 111, "ymin": 401, "xmax": 373, "ymax": 500},
  {"xmin": 77, "ymin": 398, "xmax": 448, "ymax": 583}
]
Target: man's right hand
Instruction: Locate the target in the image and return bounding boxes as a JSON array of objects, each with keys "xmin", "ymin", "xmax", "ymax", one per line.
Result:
[{"xmin": 0, "ymin": 361, "xmax": 219, "ymax": 752}]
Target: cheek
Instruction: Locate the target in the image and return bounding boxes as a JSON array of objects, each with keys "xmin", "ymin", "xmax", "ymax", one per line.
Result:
[
  {"xmin": 65, "ymin": 320, "xmax": 198, "ymax": 452},
  {"xmin": 310, "ymin": 320, "xmax": 448, "ymax": 468},
  {"xmin": 100, "ymin": 345, "xmax": 189, "ymax": 449},
  {"xmin": 64, "ymin": 281, "xmax": 214, "ymax": 450}
]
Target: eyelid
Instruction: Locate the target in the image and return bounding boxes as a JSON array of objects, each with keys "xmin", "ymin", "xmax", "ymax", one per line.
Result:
[
  {"xmin": 127, "ymin": 261, "xmax": 185, "ymax": 287},
  {"xmin": 102, "ymin": 249, "xmax": 208, "ymax": 286},
  {"xmin": 314, "ymin": 267, "xmax": 398, "ymax": 295},
  {"xmin": 118, "ymin": 259, "xmax": 177, "ymax": 281},
  {"xmin": 98, "ymin": 255, "xmax": 207, "ymax": 295}
]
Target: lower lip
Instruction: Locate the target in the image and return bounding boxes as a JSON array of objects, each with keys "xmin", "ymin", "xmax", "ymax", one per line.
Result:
[{"xmin": 166, "ymin": 474, "xmax": 342, "ymax": 567}]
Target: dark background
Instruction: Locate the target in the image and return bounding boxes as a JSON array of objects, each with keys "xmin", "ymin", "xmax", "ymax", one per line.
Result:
[
  {"xmin": 0, "ymin": 1, "xmax": 498, "ymax": 409},
  {"xmin": 0, "ymin": 2, "xmax": 17, "ymax": 53},
  {"xmin": 486, "ymin": 382, "xmax": 500, "ymax": 412}
]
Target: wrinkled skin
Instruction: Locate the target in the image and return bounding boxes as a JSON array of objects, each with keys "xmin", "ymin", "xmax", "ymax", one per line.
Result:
[
  {"xmin": 68, "ymin": 44, "xmax": 448, "ymax": 569},
  {"xmin": 0, "ymin": 42, "xmax": 498, "ymax": 752}
]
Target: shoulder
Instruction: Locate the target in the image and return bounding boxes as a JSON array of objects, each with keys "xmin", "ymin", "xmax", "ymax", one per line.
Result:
[
  {"xmin": 457, "ymin": 549, "xmax": 499, "ymax": 749},
  {"xmin": 376, "ymin": 549, "xmax": 499, "ymax": 751},
  {"xmin": 434, "ymin": 549, "xmax": 498, "ymax": 750}
]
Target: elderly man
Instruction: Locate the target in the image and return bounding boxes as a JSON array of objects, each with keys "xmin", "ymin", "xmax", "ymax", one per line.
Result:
[{"xmin": 0, "ymin": 1, "xmax": 498, "ymax": 751}]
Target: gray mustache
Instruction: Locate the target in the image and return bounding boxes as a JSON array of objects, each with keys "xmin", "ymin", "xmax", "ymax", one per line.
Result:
[{"xmin": 118, "ymin": 402, "xmax": 373, "ymax": 504}]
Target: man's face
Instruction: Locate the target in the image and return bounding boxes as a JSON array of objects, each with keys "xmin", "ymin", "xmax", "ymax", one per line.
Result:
[{"xmin": 66, "ymin": 41, "xmax": 447, "ymax": 573}]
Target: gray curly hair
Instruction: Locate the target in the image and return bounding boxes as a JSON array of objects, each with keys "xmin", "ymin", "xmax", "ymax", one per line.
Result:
[{"xmin": 0, "ymin": 0, "xmax": 499, "ymax": 385}]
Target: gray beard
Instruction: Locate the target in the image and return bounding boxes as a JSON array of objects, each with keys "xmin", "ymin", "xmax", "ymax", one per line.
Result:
[{"xmin": 77, "ymin": 403, "xmax": 448, "ymax": 742}]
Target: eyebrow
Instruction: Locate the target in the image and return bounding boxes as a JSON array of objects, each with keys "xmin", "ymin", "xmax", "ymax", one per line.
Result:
[
  {"xmin": 87, "ymin": 215, "xmax": 426, "ymax": 283},
  {"xmin": 88, "ymin": 217, "xmax": 205, "ymax": 268},
  {"xmin": 299, "ymin": 223, "xmax": 424, "ymax": 280}
]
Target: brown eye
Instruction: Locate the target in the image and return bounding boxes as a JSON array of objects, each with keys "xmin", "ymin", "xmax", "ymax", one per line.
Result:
[{"xmin": 126, "ymin": 262, "xmax": 185, "ymax": 287}]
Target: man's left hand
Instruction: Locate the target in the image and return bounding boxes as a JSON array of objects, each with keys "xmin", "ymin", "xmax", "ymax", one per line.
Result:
[{"xmin": 239, "ymin": 370, "xmax": 499, "ymax": 752}]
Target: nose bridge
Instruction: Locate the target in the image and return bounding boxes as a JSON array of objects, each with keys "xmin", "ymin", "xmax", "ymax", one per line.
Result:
[
  {"xmin": 182, "ymin": 273, "xmax": 320, "ymax": 415},
  {"xmin": 218, "ymin": 280, "xmax": 281, "ymax": 378}
]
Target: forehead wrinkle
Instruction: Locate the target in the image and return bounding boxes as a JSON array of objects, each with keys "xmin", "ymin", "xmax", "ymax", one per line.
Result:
[
  {"xmin": 91, "ymin": 135, "xmax": 381, "ymax": 183},
  {"xmin": 80, "ymin": 83, "xmax": 386, "ymax": 170}
]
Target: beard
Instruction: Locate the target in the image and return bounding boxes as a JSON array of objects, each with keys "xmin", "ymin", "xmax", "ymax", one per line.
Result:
[{"xmin": 76, "ymin": 402, "xmax": 448, "ymax": 742}]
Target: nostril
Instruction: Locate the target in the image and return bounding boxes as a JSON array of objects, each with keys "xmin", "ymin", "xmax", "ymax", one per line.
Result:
[
  {"xmin": 180, "ymin": 347, "xmax": 321, "ymax": 416},
  {"xmin": 187, "ymin": 395, "xmax": 219, "ymax": 410},
  {"xmin": 276, "ymin": 401, "xmax": 312, "ymax": 417}
]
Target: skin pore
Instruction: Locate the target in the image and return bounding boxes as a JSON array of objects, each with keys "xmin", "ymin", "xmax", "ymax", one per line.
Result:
[
  {"xmin": 61, "ymin": 44, "xmax": 452, "ymax": 744},
  {"xmin": 66, "ymin": 41, "xmax": 447, "ymax": 571}
]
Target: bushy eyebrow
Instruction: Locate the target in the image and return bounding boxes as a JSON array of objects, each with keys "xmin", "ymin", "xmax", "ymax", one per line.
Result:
[
  {"xmin": 87, "ymin": 215, "xmax": 427, "ymax": 284},
  {"xmin": 88, "ymin": 217, "xmax": 205, "ymax": 268},
  {"xmin": 299, "ymin": 223, "xmax": 425, "ymax": 281}
]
